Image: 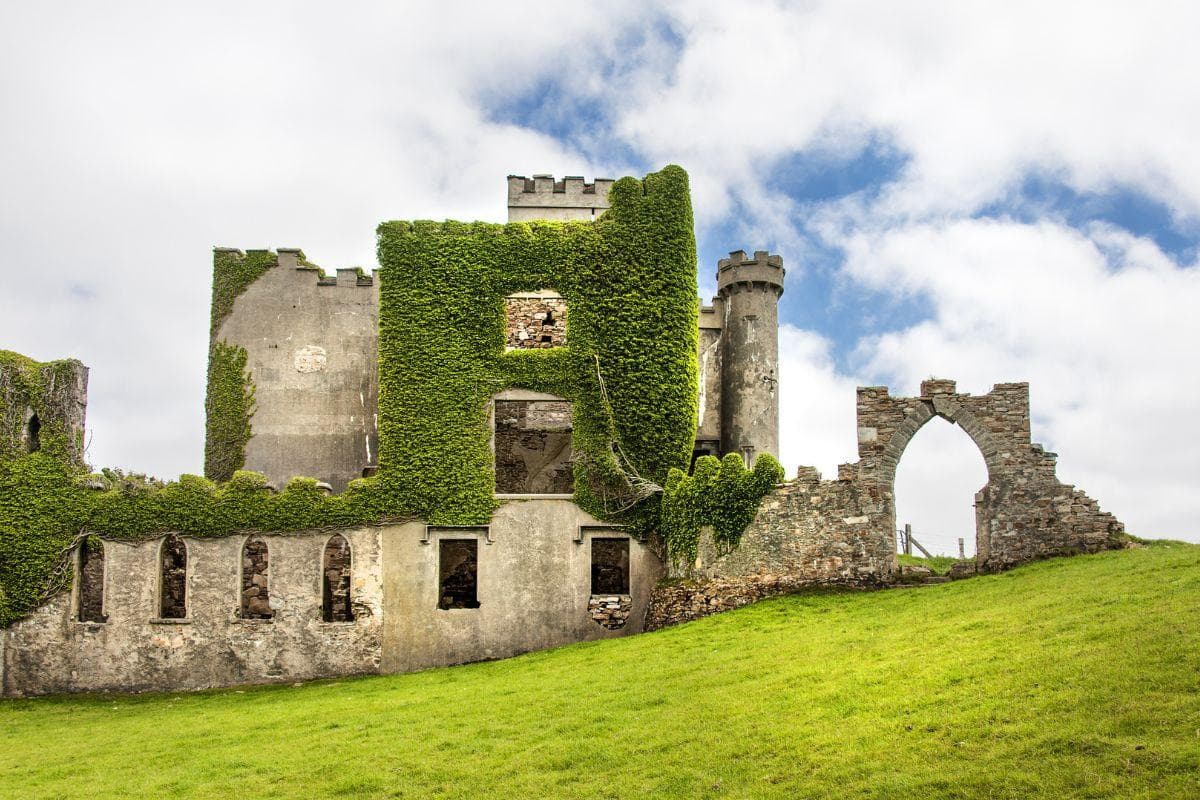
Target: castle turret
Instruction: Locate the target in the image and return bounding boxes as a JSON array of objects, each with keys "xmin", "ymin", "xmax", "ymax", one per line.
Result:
[
  {"xmin": 717, "ymin": 250, "xmax": 784, "ymax": 464},
  {"xmin": 507, "ymin": 175, "xmax": 613, "ymax": 222}
]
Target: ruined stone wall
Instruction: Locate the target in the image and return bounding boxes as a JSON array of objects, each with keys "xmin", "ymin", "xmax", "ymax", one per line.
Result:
[
  {"xmin": 2, "ymin": 528, "xmax": 384, "ymax": 696},
  {"xmin": 3, "ymin": 499, "xmax": 664, "ymax": 696},
  {"xmin": 214, "ymin": 249, "xmax": 379, "ymax": 492},
  {"xmin": 381, "ymin": 500, "xmax": 663, "ymax": 674},
  {"xmin": 648, "ymin": 378, "xmax": 1125, "ymax": 629},
  {"xmin": 855, "ymin": 379, "xmax": 1124, "ymax": 571},
  {"xmin": 647, "ymin": 466, "xmax": 894, "ymax": 629}
]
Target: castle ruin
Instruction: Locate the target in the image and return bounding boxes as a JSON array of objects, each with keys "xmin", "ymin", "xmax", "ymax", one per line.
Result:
[{"xmin": 0, "ymin": 167, "xmax": 1125, "ymax": 696}]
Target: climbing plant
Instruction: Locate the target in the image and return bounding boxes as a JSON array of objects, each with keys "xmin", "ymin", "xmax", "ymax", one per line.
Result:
[
  {"xmin": 661, "ymin": 453, "xmax": 785, "ymax": 569},
  {"xmin": 0, "ymin": 166, "xmax": 785, "ymax": 627},
  {"xmin": 375, "ymin": 165, "xmax": 699, "ymax": 529}
]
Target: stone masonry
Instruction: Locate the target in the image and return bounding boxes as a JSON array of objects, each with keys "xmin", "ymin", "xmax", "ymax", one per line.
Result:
[
  {"xmin": 647, "ymin": 379, "xmax": 1126, "ymax": 628},
  {"xmin": 505, "ymin": 293, "xmax": 567, "ymax": 349}
]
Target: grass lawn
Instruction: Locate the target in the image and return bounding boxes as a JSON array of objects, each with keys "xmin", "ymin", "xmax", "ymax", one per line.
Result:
[
  {"xmin": 2, "ymin": 544, "xmax": 1199, "ymax": 799},
  {"xmin": 897, "ymin": 552, "xmax": 961, "ymax": 574}
]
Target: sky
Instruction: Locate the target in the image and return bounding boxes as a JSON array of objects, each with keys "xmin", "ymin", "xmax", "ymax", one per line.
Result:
[{"xmin": 2, "ymin": 1, "xmax": 1197, "ymax": 549}]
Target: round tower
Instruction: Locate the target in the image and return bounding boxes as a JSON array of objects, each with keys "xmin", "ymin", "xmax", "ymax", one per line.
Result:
[{"xmin": 717, "ymin": 249, "xmax": 785, "ymax": 464}]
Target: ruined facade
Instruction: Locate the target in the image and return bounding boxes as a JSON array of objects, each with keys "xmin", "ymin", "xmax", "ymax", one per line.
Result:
[{"xmin": 0, "ymin": 169, "xmax": 1127, "ymax": 696}]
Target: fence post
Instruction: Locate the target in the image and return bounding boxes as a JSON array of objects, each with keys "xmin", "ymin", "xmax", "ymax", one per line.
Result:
[
  {"xmin": 904, "ymin": 523, "xmax": 912, "ymax": 556},
  {"xmin": 958, "ymin": 538, "xmax": 965, "ymax": 559}
]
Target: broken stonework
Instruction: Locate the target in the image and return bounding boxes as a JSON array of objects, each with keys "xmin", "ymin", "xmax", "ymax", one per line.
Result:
[
  {"xmin": 647, "ymin": 379, "xmax": 1126, "ymax": 629},
  {"xmin": 240, "ymin": 538, "xmax": 273, "ymax": 619},
  {"xmin": 588, "ymin": 595, "xmax": 632, "ymax": 629},
  {"xmin": 505, "ymin": 294, "xmax": 567, "ymax": 349}
]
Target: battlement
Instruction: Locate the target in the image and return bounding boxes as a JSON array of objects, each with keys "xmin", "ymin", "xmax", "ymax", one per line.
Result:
[
  {"xmin": 716, "ymin": 250, "xmax": 785, "ymax": 297},
  {"xmin": 213, "ymin": 247, "xmax": 375, "ymax": 287},
  {"xmin": 507, "ymin": 174, "xmax": 614, "ymax": 222},
  {"xmin": 507, "ymin": 174, "xmax": 615, "ymax": 197}
]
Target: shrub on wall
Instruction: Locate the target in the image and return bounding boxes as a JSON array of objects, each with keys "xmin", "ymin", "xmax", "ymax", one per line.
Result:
[{"xmin": 661, "ymin": 453, "xmax": 785, "ymax": 569}]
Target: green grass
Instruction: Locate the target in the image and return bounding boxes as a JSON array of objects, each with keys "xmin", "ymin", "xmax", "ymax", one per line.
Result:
[
  {"xmin": 3, "ymin": 545, "xmax": 1199, "ymax": 799},
  {"xmin": 897, "ymin": 552, "xmax": 960, "ymax": 574}
]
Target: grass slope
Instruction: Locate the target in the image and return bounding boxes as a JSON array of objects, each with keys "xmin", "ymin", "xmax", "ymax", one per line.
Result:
[{"xmin": 3, "ymin": 545, "xmax": 1199, "ymax": 799}]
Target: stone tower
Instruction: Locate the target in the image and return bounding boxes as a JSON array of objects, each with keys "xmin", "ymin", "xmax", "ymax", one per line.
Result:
[{"xmin": 716, "ymin": 250, "xmax": 784, "ymax": 464}]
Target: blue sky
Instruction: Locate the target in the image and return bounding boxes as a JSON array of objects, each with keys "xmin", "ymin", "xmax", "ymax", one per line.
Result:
[{"xmin": 1, "ymin": 1, "xmax": 1197, "ymax": 544}]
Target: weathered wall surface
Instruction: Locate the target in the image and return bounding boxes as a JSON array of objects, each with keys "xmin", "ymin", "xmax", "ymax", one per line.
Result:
[
  {"xmin": 2, "ymin": 528, "xmax": 384, "ymax": 696},
  {"xmin": 381, "ymin": 499, "xmax": 663, "ymax": 674},
  {"xmin": 696, "ymin": 302, "xmax": 723, "ymax": 448},
  {"xmin": 3, "ymin": 500, "xmax": 663, "ymax": 696},
  {"xmin": 505, "ymin": 292, "xmax": 567, "ymax": 349},
  {"xmin": 215, "ymin": 249, "xmax": 379, "ymax": 491},
  {"xmin": 0, "ymin": 356, "xmax": 88, "ymax": 465}
]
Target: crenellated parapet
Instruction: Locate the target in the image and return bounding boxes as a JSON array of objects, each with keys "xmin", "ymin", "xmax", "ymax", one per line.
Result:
[
  {"xmin": 506, "ymin": 174, "xmax": 614, "ymax": 222},
  {"xmin": 716, "ymin": 250, "xmax": 785, "ymax": 298}
]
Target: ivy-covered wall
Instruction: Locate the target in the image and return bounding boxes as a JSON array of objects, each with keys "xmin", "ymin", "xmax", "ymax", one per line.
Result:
[
  {"xmin": 204, "ymin": 248, "xmax": 276, "ymax": 482},
  {"xmin": 0, "ymin": 352, "xmax": 90, "ymax": 626},
  {"xmin": 375, "ymin": 165, "xmax": 699, "ymax": 529},
  {"xmin": 3, "ymin": 165, "xmax": 755, "ymax": 628}
]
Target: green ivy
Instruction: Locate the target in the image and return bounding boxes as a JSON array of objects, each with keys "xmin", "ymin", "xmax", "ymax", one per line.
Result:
[
  {"xmin": 203, "ymin": 341, "xmax": 255, "ymax": 482},
  {"xmin": 661, "ymin": 453, "xmax": 785, "ymax": 569},
  {"xmin": 0, "ymin": 166, "xmax": 779, "ymax": 627},
  {"xmin": 376, "ymin": 165, "xmax": 699, "ymax": 530}
]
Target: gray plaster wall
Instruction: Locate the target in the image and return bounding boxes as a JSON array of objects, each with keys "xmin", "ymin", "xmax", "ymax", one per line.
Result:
[
  {"xmin": 381, "ymin": 499, "xmax": 662, "ymax": 673},
  {"xmin": 717, "ymin": 251, "xmax": 784, "ymax": 463},
  {"xmin": 507, "ymin": 174, "xmax": 613, "ymax": 222},
  {"xmin": 215, "ymin": 249, "xmax": 379, "ymax": 491},
  {"xmin": 1, "ymin": 529, "xmax": 384, "ymax": 696}
]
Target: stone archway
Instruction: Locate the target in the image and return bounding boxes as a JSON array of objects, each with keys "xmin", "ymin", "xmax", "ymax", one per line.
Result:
[{"xmin": 855, "ymin": 378, "xmax": 1123, "ymax": 571}]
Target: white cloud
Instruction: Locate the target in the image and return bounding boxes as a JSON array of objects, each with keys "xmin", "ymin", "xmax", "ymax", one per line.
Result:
[{"xmin": 2, "ymin": 1, "xmax": 1197, "ymax": 544}]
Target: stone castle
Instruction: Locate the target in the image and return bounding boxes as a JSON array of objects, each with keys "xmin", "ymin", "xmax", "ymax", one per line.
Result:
[{"xmin": 0, "ymin": 168, "xmax": 1126, "ymax": 696}]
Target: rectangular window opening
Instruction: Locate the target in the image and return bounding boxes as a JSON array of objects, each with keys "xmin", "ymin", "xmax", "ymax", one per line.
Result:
[
  {"xmin": 494, "ymin": 399, "xmax": 573, "ymax": 494},
  {"xmin": 438, "ymin": 538, "xmax": 479, "ymax": 610},
  {"xmin": 591, "ymin": 537, "xmax": 630, "ymax": 595}
]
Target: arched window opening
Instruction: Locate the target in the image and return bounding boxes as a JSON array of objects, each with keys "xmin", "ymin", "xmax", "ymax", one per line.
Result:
[
  {"xmin": 77, "ymin": 536, "xmax": 106, "ymax": 623},
  {"xmin": 159, "ymin": 535, "xmax": 188, "ymax": 619},
  {"xmin": 322, "ymin": 534, "xmax": 354, "ymax": 622},
  {"xmin": 240, "ymin": 537, "xmax": 273, "ymax": 619},
  {"xmin": 894, "ymin": 417, "xmax": 988, "ymax": 569},
  {"xmin": 26, "ymin": 414, "xmax": 41, "ymax": 453}
]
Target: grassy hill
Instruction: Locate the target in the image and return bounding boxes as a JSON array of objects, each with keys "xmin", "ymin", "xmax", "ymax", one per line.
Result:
[{"xmin": 2, "ymin": 544, "xmax": 1198, "ymax": 799}]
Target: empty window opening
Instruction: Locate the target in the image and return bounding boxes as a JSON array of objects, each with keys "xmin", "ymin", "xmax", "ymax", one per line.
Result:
[
  {"xmin": 505, "ymin": 292, "xmax": 567, "ymax": 350},
  {"xmin": 159, "ymin": 535, "xmax": 188, "ymax": 619},
  {"xmin": 494, "ymin": 399, "xmax": 573, "ymax": 494},
  {"xmin": 240, "ymin": 537, "xmax": 273, "ymax": 619},
  {"xmin": 77, "ymin": 536, "xmax": 106, "ymax": 623},
  {"xmin": 322, "ymin": 534, "xmax": 354, "ymax": 622},
  {"xmin": 438, "ymin": 539, "xmax": 479, "ymax": 610},
  {"xmin": 591, "ymin": 538, "xmax": 630, "ymax": 595},
  {"xmin": 26, "ymin": 414, "xmax": 40, "ymax": 453},
  {"xmin": 895, "ymin": 417, "xmax": 987, "ymax": 563}
]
